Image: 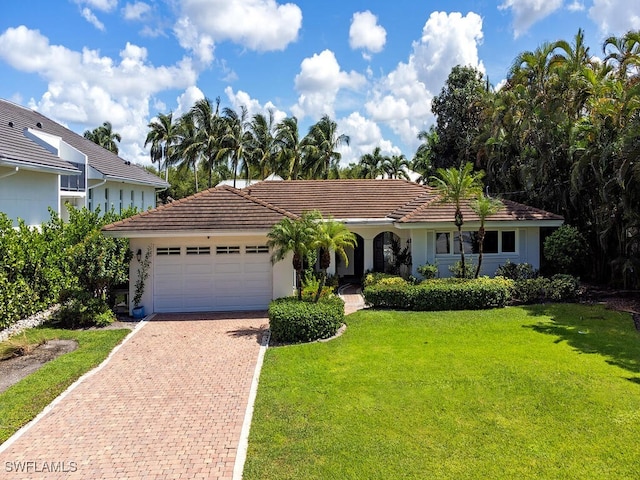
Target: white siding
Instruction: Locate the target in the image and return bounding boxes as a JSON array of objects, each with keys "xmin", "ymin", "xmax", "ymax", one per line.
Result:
[
  {"xmin": 89, "ymin": 181, "xmax": 156, "ymax": 214},
  {"xmin": 0, "ymin": 168, "xmax": 59, "ymax": 226}
]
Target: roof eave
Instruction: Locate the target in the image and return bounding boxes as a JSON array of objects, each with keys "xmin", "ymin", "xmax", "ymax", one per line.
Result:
[
  {"xmin": 103, "ymin": 174, "xmax": 170, "ymax": 188},
  {"xmin": 394, "ymin": 219, "xmax": 565, "ymax": 229},
  {"xmin": 102, "ymin": 228, "xmax": 271, "ymax": 239},
  {"xmin": 0, "ymin": 156, "xmax": 80, "ymax": 175}
]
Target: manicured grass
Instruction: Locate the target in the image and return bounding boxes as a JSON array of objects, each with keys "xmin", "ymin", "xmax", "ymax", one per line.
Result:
[
  {"xmin": 0, "ymin": 327, "xmax": 130, "ymax": 444},
  {"xmin": 245, "ymin": 304, "xmax": 640, "ymax": 479}
]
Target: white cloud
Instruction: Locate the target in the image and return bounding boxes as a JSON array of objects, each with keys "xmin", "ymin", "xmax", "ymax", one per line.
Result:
[
  {"xmin": 589, "ymin": 0, "xmax": 640, "ymax": 35},
  {"xmin": 173, "ymin": 16, "xmax": 215, "ymax": 65},
  {"xmin": 123, "ymin": 2, "xmax": 152, "ymax": 21},
  {"xmin": 178, "ymin": 0, "xmax": 302, "ymax": 52},
  {"xmin": 175, "ymin": 86, "xmax": 205, "ymax": 117},
  {"xmin": 337, "ymin": 112, "xmax": 401, "ymax": 166},
  {"xmin": 81, "ymin": 8, "xmax": 106, "ymax": 31},
  {"xmin": 0, "ymin": 26, "xmax": 199, "ymax": 164},
  {"xmin": 365, "ymin": 11, "xmax": 483, "ymax": 147},
  {"xmin": 498, "ymin": 0, "xmax": 563, "ymax": 38},
  {"xmin": 349, "ymin": 11, "xmax": 386, "ymax": 55},
  {"xmin": 567, "ymin": 1, "xmax": 585, "ymax": 12},
  {"xmin": 224, "ymin": 87, "xmax": 287, "ymax": 125},
  {"xmin": 74, "ymin": 0, "xmax": 117, "ymax": 12},
  {"xmin": 291, "ymin": 49, "xmax": 366, "ymax": 119}
]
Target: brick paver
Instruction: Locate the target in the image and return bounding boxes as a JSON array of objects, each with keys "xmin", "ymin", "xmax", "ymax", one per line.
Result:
[{"xmin": 0, "ymin": 312, "xmax": 268, "ymax": 480}]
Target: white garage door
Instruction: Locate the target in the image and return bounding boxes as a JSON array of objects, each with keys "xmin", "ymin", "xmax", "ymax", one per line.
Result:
[{"xmin": 153, "ymin": 244, "xmax": 272, "ymax": 312}]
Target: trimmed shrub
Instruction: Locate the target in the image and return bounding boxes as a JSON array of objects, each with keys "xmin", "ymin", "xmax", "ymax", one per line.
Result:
[
  {"xmin": 51, "ymin": 293, "xmax": 116, "ymax": 329},
  {"xmin": 448, "ymin": 259, "xmax": 476, "ymax": 279},
  {"xmin": 543, "ymin": 225, "xmax": 588, "ymax": 275},
  {"xmin": 362, "ymin": 272, "xmax": 401, "ymax": 288},
  {"xmin": 0, "ymin": 274, "xmax": 40, "ymax": 329},
  {"xmin": 495, "ymin": 261, "xmax": 539, "ymax": 280},
  {"xmin": 363, "ymin": 277, "xmax": 514, "ymax": 311},
  {"xmin": 512, "ymin": 274, "xmax": 580, "ymax": 304},
  {"xmin": 417, "ymin": 263, "xmax": 438, "ymax": 280},
  {"xmin": 268, "ymin": 296, "xmax": 345, "ymax": 343}
]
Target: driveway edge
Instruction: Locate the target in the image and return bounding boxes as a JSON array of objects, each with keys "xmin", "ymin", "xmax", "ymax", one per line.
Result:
[
  {"xmin": 0, "ymin": 316, "xmax": 151, "ymax": 454},
  {"xmin": 232, "ymin": 328, "xmax": 271, "ymax": 480}
]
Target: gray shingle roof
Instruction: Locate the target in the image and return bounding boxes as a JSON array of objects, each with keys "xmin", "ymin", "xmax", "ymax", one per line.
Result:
[{"xmin": 0, "ymin": 99, "xmax": 168, "ymax": 187}]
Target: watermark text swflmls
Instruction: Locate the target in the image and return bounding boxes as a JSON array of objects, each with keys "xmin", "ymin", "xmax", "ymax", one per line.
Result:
[{"xmin": 5, "ymin": 460, "xmax": 78, "ymax": 473}]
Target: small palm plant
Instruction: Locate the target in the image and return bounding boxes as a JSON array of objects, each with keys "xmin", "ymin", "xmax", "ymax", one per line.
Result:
[{"xmin": 470, "ymin": 194, "xmax": 503, "ymax": 278}]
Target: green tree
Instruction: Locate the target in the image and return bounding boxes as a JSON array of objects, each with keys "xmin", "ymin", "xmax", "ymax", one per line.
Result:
[
  {"xmin": 430, "ymin": 162, "xmax": 484, "ymax": 276},
  {"xmin": 83, "ymin": 121, "xmax": 121, "ymax": 154},
  {"xmin": 247, "ymin": 110, "xmax": 277, "ymax": 180},
  {"xmin": 358, "ymin": 146, "xmax": 387, "ymax": 179},
  {"xmin": 311, "ymin": 217, "xmax": 357, "ymax": 302},
  {"xmin": 274, "ymin": 116, "xmax": 305, "ymax": 179},
  {"xmin": 470, "ymin": 194, "xmax": 503, "ymax": 278},
  {"xmin": 267, "ymin": 211, "xmax": 321, "ymax": 300},
  {"xmin": 186, "ymin": 97, "xmax": 225, "ymax": 188},
  {"xmin": 302, "ymin": 115, "xmax": 349, "ymax": 179},
  {"xmin": 220, "ymin": 106, "xmax": 251, "ymax": 187},
  {"xmin": 383, "ymin": 154, "xmax": 410, "ymax": 180},
  {"xmin": 145, "ymin": 112, "xmax": 178, "ymax": 182}
]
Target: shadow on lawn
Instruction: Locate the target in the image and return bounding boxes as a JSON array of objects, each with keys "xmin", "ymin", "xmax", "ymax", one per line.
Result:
[{"xmin": 522, "ymin": 303, "xmax": 640, "ymax": 382}]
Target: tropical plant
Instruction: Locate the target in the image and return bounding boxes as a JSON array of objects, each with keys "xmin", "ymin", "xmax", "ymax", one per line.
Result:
[
  {"xmin": 133, "ymin": 246, "xmax": 151, "ymax": 307},
  {"xmin": 302, "ymin": 115, "xmax": 349, "ymax": 179},
  {"xmin": 358, "ymin": 146, "xmax": 388, "ymax": 179},
  {"xmin": 274, "ymin": 116, "xmax": 305, "ymax": 179},
  {"xmin": 430, "ymin": 162, "xmax": 484, "ymax": 276},
  {"xmin": 470, "ymin": 194, "xmax": 503, "ymax": 278},
  {"xmin": 311, "ymin": 217, "xmax": 357, "ymax": 302},
  {"xmin": 220, "ymin": 105, "xmax": 251, "ymax": 187},
  {"xmin": 383, "ymin": 154, "xmax": 411, "ymax": 180},
  {"xmin": 83, "ymin": 121, "xmax": 121, "ymax": 154},
  {"xmin": 267, "ymin": 211, "xmax": 321, "ymax": 300},
  {"xmin": 145, "ymin": 112, "xmax": 178, "ymax": 182}
]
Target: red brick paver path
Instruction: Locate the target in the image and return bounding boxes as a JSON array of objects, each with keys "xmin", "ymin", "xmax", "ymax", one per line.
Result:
[{"xmin": 0, "ymin": 312, "xmax": 268, "ymax": 480}]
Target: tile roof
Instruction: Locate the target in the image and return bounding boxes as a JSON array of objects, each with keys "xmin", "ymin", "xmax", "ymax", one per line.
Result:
[
  {"xmin": 102, "ymin": 185, "xmax": 296, "ymax": 233},
  {"xmin": 245, "ymin": 179, "xmax": 432, "ymax": 218},
  {"xmin": 102, "ymin": 179, "xmax": 563, "ymax": 234},
  {"xmin": 0, "ymin": 99, "xmax": 168, "ymax": 187}
]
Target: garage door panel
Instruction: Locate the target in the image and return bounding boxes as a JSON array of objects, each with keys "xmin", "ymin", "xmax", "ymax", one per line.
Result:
[{"xmin": 153, "ymin": 246, "xmax": 271, "ymax": 312}]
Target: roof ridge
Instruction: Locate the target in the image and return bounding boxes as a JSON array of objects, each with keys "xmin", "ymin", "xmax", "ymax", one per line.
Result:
[
  {"xmin": 221, "ymin": 185, "xmax": 298, "ymax": 219},
  {"xmin": 396, "ymin": 191, "xmax": 442, "ymax": 222}
]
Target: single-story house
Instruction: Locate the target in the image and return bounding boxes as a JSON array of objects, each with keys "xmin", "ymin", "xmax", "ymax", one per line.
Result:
[
  {"xmin": 102, "ymin": 179, "xmax": 563, "ymax": 314},
  {"xmin": 0, "ymin": 98, "xmax": 168, "ymax": 227}
]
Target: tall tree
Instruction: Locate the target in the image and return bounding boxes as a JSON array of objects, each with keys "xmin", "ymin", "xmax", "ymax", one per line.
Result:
[
  {"xmin": 302, "ymin": 115, "xmax": 349, "ymax": 179},
  {"xmin": 430, "ymin": 162, "xmax": 484, "ymax": 276},
  {"xmin": 431, "ymin": 65, "xmax": 487, "ymax": 169},
  {"xmin": 145, "ymin": 112, "xmax": 177, "ymax": 182},
  {"xmin": 220, "ymin": 106, "xmax": 251, "ymax": 187},
  {"xmin": 358, "ymin": 146, "xmax": 387, "ymax": 179},
  {"xmin": 275, "ymin": 116, "xmax": 304, "ymax": 179},
  {"xmin": 383, "ymin": 154, "xmax": 411, "ymax": 180},
  {"xmin": 83, "ymin": 121, "xmax": 121, "ymax": 154},
  {"xmin": 187, "ymin": 97, "xmax": 224, "ymax": 189},
  {"xmin": 412, "ymin": 127, "xmax": 438, "ymax": 183},
  {"xmin": 247, "ymin": 110, "xmax": 277, "ymax": 180}
]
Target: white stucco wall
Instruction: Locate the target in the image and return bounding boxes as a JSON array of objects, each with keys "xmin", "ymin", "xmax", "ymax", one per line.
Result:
[
  {"xmin": 0, "ymin": 168, "xmax": 59, "ymax": 226},
  {"xmin": 89, "ymin": 181, "xmax": 157, "ymax": 215}
]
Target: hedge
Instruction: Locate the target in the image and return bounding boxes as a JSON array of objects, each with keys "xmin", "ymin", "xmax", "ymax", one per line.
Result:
[
  {"xmin": 363, "ymin": 277, "xmax": 514, "ymax": 311},
  {"xmin": 512, "ymin": 274, "xmax": 580, "ymax": 304},
  {"xmin": 268, "ymin": 295, "xmax": 345, "ymax": 343}
]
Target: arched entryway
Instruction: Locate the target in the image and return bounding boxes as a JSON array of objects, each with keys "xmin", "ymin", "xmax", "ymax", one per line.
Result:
[
  {"xmin": 373, "ymin": 231, "xmax": 401, "ymax": 273},
  {"xmin": 335, "ymin": 233, "xmax": 364, "ymax": 283}
]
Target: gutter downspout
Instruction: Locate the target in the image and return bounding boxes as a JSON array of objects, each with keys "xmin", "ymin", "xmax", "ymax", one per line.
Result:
[{"xmin": 0, "ymin": 166, "xmax": 19, "ymax": 180}]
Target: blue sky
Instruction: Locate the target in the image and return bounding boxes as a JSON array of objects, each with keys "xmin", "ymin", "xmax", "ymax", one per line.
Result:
[{"xmin": 1, "ymin": 0, "xmax": 639, "ymax": 167}]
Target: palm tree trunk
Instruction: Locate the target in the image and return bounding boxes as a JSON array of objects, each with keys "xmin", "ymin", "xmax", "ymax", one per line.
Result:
[
  {"xmin": 296, "ymin": 269, "xmax": 303, "ymax": 300},
  {"xmin": 314, "ymin": 270, "xmax": 326, "ymax": 303},
  {"xmin": 475, "ymin": 227, "xmax": 485, "ymax": 278}
]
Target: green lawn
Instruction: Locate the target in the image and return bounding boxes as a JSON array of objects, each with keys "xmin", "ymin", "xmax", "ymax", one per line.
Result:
[
  {"xmin": 0, "ymin": 327, "xmax": 130, "ymax": 444},
  {"xmin": 245, "ymin": 304, "xmax": 640, "ymax": 479}
]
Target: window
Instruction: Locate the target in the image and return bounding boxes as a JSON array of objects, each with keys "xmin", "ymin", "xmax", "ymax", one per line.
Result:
[
  {"xmin": 483, "ymin": 231, "xmax": 499, "ymax": 254},
  {"xmin": 453, "ymin": 231, "xmax": 479, "ymax": 254},
  {"xmin": 130, "ymin": 190, "xmax": 134, "ymax": 208},
  {"xmin": 88, "ymin": 189, "xmax": 93, "ymax": 210},
  {"xmin": 436, "ymin": 232, "xmax": 450, "ymax": 254},
  {"xmin": 141, "ymin": 191, "xmax": 145, "ymax": 210},
  {"xmin": 60, "ymin": 162, "xmax": 86, "ymax": 192},
  {"xmin": 186, "ymin": 246, "xmax": 211, "ymax": 255},
  {"xmin": 216, "ymin": 246, "xmax": 240, "ymax": 254},
  {"xmin": 119, "ymin": 189, "xmax": 123, "ymax": 213},
  {"xmin": 502, "ymin": 231, "xmax": 516, "ymax": 252},
  {"xmin": 104, "ymin": 188, "xmax": 109, "ymax": 213},
  {"xmin": 156, "ymin": 247, "xmax": 181, "ymax": 256},
  {"xmin": 246, "ymin": 245, "xmax": 269, "ymax": 254}
]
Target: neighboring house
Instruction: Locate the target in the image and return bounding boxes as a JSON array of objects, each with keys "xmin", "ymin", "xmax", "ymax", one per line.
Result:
[
  {"xmin": 102, "ymin": 179, "xmax": 563, "ymax": 314},
  {"xmin": 0, "ymin": 98, "xmax": 169, "ymax": 227},
  {"xmin": 216, "ymin": 173, "xmax": 283, "ymax": 189}
]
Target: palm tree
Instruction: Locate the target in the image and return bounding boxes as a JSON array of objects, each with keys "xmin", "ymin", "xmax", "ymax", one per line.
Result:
[
  {"xmin": 311, "ymin": 216, "xmax": 357, "ymax": 302},
  {"xmin": 220, "ymin": 106, "xmax": 251, "ymax": 187},
  {"xmin": 83, "ymin": 121, "xmax": 121, "ymax": 154},
  {"xmin": 145, "ymin": 112, "xmax": 177, "ymax": 182},
  {"xmin": 358, "ymin": 146, "xmax": 387, "ymax": 179},
  {"xmin": 247, "ymin": 110, "xmax": 277, "ymax": 180},
  {"xmin": 413, "ymin": 127, "xmax": 438, "ymax": 183},
  {"xmin": 187, "ymin": 97, "xmax": 224, "ymax": 188},
  {"xmin": 267, "ymin": 211, "xmax": 321, "ymax": 300},
  {"xmin": 430, "ymin": 162, "xmax": 484, "ymax": 276},
  {"xmin": 275, "ymin": 116, "xmax": 304, "ymax": 179},
  {"xmin": 470, "ymin": 194, "xmax": 503, "ymax": 278},
  {"xmin": 383, "ymin": 154, "xmax": 411, "ymax": 180},
  {"xmin": 173, "ymin": 113, "xmax": 201, "ymax": 192},
  {"xmin": 302, "ymin": 115, "xmax": 349, "ymax": 179}
]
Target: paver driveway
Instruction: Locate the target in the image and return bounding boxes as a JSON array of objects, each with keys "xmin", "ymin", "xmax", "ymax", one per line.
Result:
[{"xmin": 0, "ymin": 312, "xmax": 269, "ymax": 480}]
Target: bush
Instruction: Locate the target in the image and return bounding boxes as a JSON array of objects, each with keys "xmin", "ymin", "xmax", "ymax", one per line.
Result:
[
  {"xmin": 544, "ymin": 225, "xmax": 588, "ymax": 275},
  {"xmin": 362, "ymin": 272, "xmax": 402, "ymax": 288},
  {"xmin": 448, "ymin": 259, "xmax": 476, "ymax": 279},
  {"xmin": 51, "ymin": 293, "xmax": 116, "ymax": 329},
  {"xmin": 512, "ymin": 274, "xmax": 580, "ymax": 304},
  {"xmin": 268, "ymin": 296, "xmax": 345, "ymax": 343},
  {"xmin": 363, "ymin": 277, "xmax": 514, "ymax": 311},
  {"xmin": 495, "ymin": 261, "xmax": 539, "ymax": 280},
  {"xmin": 0, "ymin": 274, "xmax": 40, "ymax": 329},
  {"xmin": 417, "ymin": 263, "xmax": 438, "ymax": 280}
]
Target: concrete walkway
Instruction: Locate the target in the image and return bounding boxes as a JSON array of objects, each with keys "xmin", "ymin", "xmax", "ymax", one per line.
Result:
[
  {"xmin": 0, "ymin": 312, "xmax": 268, "ymax": 480},
  {"xmin": 339, "ymin": 284, "xmax": 366, "ymax": 315}
]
